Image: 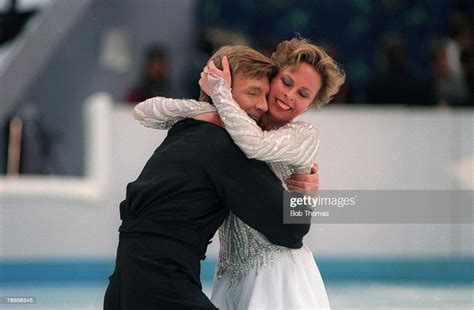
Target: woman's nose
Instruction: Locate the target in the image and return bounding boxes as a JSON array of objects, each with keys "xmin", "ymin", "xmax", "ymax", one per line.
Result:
[{"xmin": 285, "ymin": 92, "xmax": 295, "ymax": 101}]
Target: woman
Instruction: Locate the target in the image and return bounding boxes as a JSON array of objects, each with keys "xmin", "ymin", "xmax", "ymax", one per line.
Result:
[{"xmin": 134, "ymin": 38, "xmax": 345, "ymax": 309}]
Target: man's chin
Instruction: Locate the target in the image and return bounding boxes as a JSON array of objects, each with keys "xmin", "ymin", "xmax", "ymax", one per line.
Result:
[{"xmin": 249, "ymin": 115, "xmax": 260, "ymax": 122}]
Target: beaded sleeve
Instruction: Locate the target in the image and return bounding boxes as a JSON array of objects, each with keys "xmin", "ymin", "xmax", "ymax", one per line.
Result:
[
  {"xmin": 208, "ymin": 75, "xmax": 319, "ymax": 173},
  {"xmin": 132, "ymin": 96, "xmax": 216, "ymax": 130}
]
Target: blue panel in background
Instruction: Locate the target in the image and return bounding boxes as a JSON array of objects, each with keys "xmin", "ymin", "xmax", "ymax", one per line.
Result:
[{"xmin": 0, "ymin": 256, "xmax": 473, "ymax": 285}]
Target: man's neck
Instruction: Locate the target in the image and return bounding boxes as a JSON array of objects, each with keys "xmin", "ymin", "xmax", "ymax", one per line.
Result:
[
  {"xmin": 258, "ymin": 113, "xmax": 286, "ymax": 130},
  {"xmin": 193, "ymin": 112, "xmax": 224, "ymax": 127}
]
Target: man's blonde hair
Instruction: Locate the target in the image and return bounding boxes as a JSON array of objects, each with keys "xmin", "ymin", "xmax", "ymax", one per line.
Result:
[
  {"xmin": 271, "ymin": 38, "xmax": 346, "ymax": 107},
  {"xmin": 199, "ymin": 46, "xmax": 277, "ymax": 102}
]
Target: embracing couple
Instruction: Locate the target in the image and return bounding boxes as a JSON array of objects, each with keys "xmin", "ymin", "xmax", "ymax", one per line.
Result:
[{"xmin": 104, "ymin": 37, "xmax": 345, "ymax": 309}]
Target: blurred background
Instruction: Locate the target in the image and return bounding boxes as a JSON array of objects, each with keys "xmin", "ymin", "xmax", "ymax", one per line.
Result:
[{"xmin": 0, "ymin": 0, "xmax": 472, "ymax": 309}]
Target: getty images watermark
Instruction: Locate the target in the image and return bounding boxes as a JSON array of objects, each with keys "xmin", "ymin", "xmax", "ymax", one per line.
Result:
[
  {"xmin": 283, "ymin": 190, "xmax": 473, "ymax": 224},
  {"xmin": 289, "ymin": 194, "xmax": 357, "ymax": 218}
]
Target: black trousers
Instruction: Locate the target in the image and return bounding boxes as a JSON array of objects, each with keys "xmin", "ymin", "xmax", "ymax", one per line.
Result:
[{"xmin": 103, "ymin": 236, "xmax": 217, "ymax": 310}]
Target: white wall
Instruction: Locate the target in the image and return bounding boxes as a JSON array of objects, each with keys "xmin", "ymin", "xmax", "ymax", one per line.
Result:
[
  {"xmin": 1, "ymin": 0, "xmax": 198, "ymax": 175},
  {"xmin": 0, "ymin": 101, "xmax": 472, "ymax": 260}
]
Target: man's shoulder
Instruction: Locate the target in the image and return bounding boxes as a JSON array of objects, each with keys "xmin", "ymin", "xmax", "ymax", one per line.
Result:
[{"xmin": 169, "ymin": 119, "xmax": 239, "ymax": 153}]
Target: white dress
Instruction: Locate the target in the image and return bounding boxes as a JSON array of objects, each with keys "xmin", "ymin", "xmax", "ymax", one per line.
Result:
[{"xmin": 133, "ymin": 76, "xmax": 331, "ymax": 309}]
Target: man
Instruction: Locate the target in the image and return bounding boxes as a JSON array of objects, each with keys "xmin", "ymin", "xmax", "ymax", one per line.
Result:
[{"xmin": 104, "ymin": 46, "xmax": 317, "ymax": 309}]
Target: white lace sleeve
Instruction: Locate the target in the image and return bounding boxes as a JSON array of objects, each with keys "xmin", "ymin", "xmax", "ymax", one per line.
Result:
[
  {"xmin": 132, "ymin": 96, "xmax": 216, "ymax": 129},
  {"xmin": 208, "ymin": 75, "xmax": 319, "ymax": 172}
]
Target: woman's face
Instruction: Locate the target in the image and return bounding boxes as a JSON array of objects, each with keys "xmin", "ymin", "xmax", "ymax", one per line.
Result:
[{"xmin": 266, "ymin": 62, "xmax": 322, "ymax": 123}]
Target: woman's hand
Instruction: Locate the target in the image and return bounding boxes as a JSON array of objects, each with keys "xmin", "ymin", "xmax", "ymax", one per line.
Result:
[
  {"xmin": 198, "ymin": 70, "xmax": 210, "ymax": 96},
  {"xmin": 286, "ymin": 163, "xmax": 319, "ymax": 195},
  {"xmin": 198, "ymin": 56, "xmax": 232, "ymax": 95},
  {"xmin": 208, "ymin": 56, "xmax": 232, "ymax": 87}
]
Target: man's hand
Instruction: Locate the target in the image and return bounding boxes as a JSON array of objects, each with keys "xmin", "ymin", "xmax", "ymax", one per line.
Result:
[
  {"xmin": 193, "ymin": 112, "xmax": 224, "ymax": 127},
  {"xmin": 286, "ymin": 163, "xmax": 319, "ymax": 194}
]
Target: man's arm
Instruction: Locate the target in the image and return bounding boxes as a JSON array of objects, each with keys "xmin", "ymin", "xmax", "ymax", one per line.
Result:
[{"xmin": 207, "ymin": 128, "xmax": 310, "ymax": 249}]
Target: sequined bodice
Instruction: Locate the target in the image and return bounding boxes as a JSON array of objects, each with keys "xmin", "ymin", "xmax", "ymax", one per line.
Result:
[
  {"xmin": 215, "ymin": 162, "xmax": 298, "ymax": 286},
  {"xmin": 216, "ymin": 211, "xmax": 293, "ymax": 286}
]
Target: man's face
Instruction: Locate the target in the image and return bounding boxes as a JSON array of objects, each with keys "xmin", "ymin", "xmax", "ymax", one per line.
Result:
[{"xmin": 231, "ymin": 72, "xmax": 270, "ymax": 122}]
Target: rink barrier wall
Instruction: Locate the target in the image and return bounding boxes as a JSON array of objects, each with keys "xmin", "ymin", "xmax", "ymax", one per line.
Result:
[{"xmin": 0, "ymin": 256, "xmax": 472, "ymax": 285}]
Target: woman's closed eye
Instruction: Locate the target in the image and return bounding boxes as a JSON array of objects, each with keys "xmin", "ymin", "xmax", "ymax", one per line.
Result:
[{"xmin": 299, "ymin": 90, "xmax": 310, "ymax": 98}]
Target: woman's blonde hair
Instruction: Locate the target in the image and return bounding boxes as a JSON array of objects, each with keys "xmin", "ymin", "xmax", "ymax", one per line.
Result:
[
  {"xmin": 271, "ymin": 38, "xmax": 346, "ymax": 107},
  {"xmin": 199, "ymin": 46, "xmax": 277, "ymax": 102}
]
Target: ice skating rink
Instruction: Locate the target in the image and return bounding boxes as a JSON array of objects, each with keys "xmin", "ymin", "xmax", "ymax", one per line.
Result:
[{"xmin": 1, "ymin": 99, "xmax": 472, "ymax": 309}]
